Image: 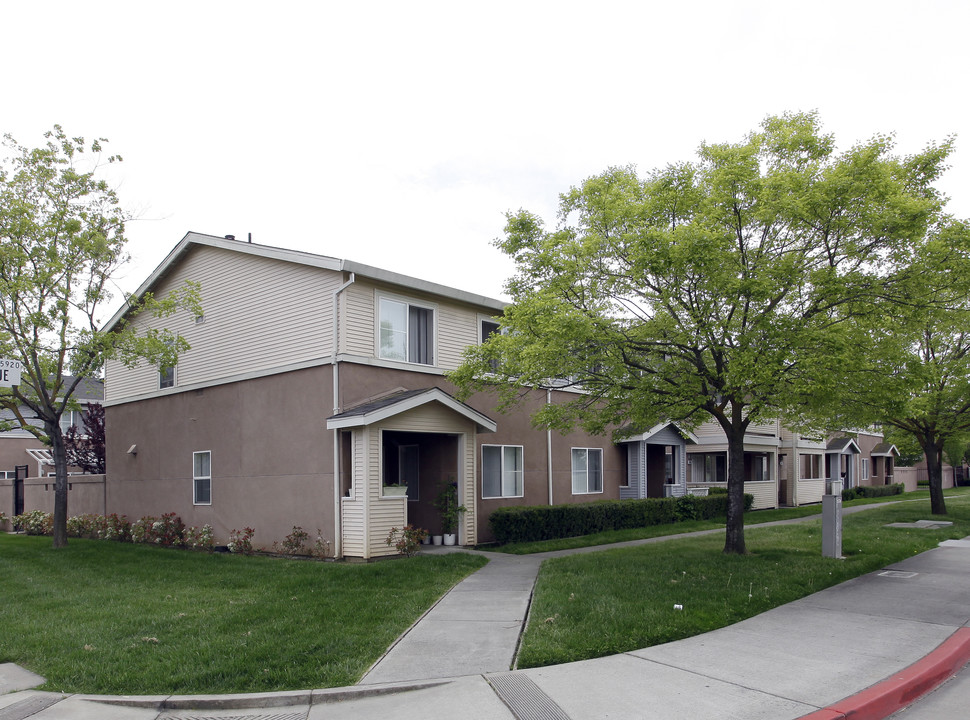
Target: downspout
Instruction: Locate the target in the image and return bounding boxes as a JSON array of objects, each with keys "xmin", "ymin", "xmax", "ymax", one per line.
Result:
[
  {"xmin": 547, "ymin": 389, "xmax": 554, "ymax": 505},
  {"xmin": 331, "ymin": 272, "xmax": 356, "ymax": 559}
]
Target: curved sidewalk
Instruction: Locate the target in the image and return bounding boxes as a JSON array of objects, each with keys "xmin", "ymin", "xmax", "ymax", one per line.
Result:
[{"xmin": 2, "ymin": 521, "xmax": 970, "ymax": 719}]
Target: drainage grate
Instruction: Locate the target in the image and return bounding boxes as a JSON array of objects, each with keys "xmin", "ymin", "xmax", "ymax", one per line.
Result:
[
  {"xmin": 878, "ymin": 570, "xmax": 918, "ymax": 579},
  {"xmin": 487, "ymin": 673, "xmax": 571, "ymax": 720},
  {"xmin": 0, "ymin": 695, "xmax": 62, "ymax": 720}
]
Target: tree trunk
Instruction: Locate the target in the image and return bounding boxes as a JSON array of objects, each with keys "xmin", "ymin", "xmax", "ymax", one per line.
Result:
[
  {"xmin": 722, "ymin": 412, "xmax": 748, "ymax": 555},
  {"xmin": 921, "ymin": 438, "xmax": 948, "ymax": 516},
  {"xmin": 48, "ymin": 422, "xmax": 69, "ymax": 548}
]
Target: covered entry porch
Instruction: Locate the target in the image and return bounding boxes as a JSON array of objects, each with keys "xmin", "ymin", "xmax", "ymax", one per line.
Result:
[{"xmin": 327, "ymin": 388, "xmax": 496, "ymax": 559}]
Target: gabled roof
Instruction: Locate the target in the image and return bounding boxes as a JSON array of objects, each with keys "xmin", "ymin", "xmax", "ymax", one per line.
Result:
[
  {"xmin": 827, "ymin": 436, "xmax": 861, "ymax": 454},
  {"xmin": 870, "ymin": 442, "xmax": 899, "ymax": 457},
  {"xmin": 617, "ymin": 422, "xmax": 698, "ymax": 445},
  {"xmin": 326, "ymin": 387, "xmax": 497, "ymax": 433},
  {"xmin": 103, "ymin": 232, "xmax": 506, "ymax": 332}
]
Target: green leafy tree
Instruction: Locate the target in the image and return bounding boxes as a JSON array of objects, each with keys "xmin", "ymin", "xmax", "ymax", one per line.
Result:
[
  {"xmin": 451, "ymin": 112, "xmax": 951, "ymax": 554},
  {"xmin": 0, "ymin": 126, "xmax": 200, "ymax": 547},
  {"xmin": 842, "ymin": 222, "xmax": 970, "ymax": 514}
]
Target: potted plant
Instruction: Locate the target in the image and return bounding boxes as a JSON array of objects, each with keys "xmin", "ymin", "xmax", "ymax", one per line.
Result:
[{"xmin": 433, "ymin": 481, "xmax": 466, "ymax": 546}]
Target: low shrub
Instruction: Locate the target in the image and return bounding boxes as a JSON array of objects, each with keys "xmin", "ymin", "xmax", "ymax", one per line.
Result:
[
  {"xmin": 842, "ymin": 483, "xmax": 905, "ymax": 501},
  {"xmin": 385, "ymin": 525, "xmax": 428, "ymax": 557},
  {"xmin": 490, "ymin": 493, "xmax": 754, "ymax": 544},
  {"xmin": 274, "ymin": 526, "xmax": 310, "ymax": 555},
  {"xmin": 13, "ymin": 510, "xmax": 53, "ymax": 535},
  {"xmin": 227, "ymin": 527, "xmax": 255, "ymax": 555},
  {"xmin": 183, "ymin": 524, "xmax": 216, "ymax": 551},
  {"xmin": 130, "ymin": 513, "xmax": 185, "ymax": 546}
]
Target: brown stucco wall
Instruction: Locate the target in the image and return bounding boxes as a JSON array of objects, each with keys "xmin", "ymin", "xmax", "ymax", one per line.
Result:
[{"xmin": 105, "ymin": 365, "xmax": 336, "ymax": 550}]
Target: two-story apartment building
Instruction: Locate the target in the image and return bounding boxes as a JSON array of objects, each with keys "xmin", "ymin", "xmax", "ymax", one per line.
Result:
[{"xmin": 102, "ymin": 233, "xmax": 634, "ymax": 559}]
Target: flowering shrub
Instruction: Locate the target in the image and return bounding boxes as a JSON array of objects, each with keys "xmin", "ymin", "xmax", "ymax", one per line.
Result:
[
  {"xmin": 385, "ymin": 525, "xmax": 428, "ymax": 557},
  {"xmin": 274, "ymin": 526, "xmax": 310, "ymax": 555},
  {"xmin": 130, "ymin": 513, "xmax": 185, "ymax": 546},
  {"xmin": 99, "ymin": 513, "xmax": 131, "ymax": 541},
  {"xmin": 67, "ymin": 513, "xmax": 108, "ymax": 539},
  {"xmin": 311, "ymin": 529, "xmax": 333, "ymax": 559},
  {"xmin": 0, "ymin": 511, "xmax": 9, "ymax": 531},
  {"xmin": 13, "ymin": 510, "xmax": 53, "ymax": 535},
  {"xmin": 227, "ymin": 527, "xmax": 255, "ymax": 555},
  {"xmin": 183, "ymin": 524, "xmax": 215, "ymax": 551}
]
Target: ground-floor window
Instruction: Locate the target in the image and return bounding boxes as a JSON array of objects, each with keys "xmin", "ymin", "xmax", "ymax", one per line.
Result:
[
  {"xmin": 690, "ymin": 452, "xmax": 726, "ymax": 483},
  {"xmin": 571, "ymin": 448, "xmax": 603, "ymax": 494},
  {"xmin": 482, "ymin": 445, "xmax": 523, "ymax": 498},
  {"xmin": 801, "ymin": 453, "xmax": 822, "ymax": 479},
  {"xmin": 193, "ymin": 451, "xmax": 211, "ymax": 505}
]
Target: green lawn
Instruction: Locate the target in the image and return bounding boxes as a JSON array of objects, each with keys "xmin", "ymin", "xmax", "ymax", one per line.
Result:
[
  {"xmin": 0, "ymin": 538, "xmax": 486, "ymax": 695},
  {"xmin": 515, "ymin": 493, "xmax": 970, "ymax": 669},
  {"xmin": 490, "ymin": 487, "xmax": 970, "ymax": 555}
]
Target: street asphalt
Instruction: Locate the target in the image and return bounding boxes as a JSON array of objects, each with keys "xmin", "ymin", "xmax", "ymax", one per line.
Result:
[{"xmin": 2, "ymin": 507, "xmax": 969, "ymax": 720}]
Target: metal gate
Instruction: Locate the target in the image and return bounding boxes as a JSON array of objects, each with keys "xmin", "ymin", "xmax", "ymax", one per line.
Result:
[{"xmin": 13, "ymin": 464, "xmax": 27, "ymax": 517}]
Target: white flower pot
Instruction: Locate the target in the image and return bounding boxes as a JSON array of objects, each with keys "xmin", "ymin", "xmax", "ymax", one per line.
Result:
[
  {"xmin": 432, "ymin": 535, "xmax": 443, "ymax": 545},
  {"xmin": 443, "ymin": 533, "xmax": 456, "ymax": 546},
  {"xmin": 420, "ymin": 536, "xmax": 431, "ymax": 545}
]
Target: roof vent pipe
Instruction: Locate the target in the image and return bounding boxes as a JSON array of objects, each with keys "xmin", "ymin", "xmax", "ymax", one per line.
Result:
[
  {"xmin": 225, "ymin": 234, "xmax": 235, "ymax": 241},
  {"xmin": 248, "ymin": 233, "xmax": 252, "ymax": 243}
]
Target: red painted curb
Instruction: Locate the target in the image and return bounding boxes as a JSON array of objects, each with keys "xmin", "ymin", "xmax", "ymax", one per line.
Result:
[{"xmin": 798, "ymin": 627, "xmax": 970, "ymax": 720}]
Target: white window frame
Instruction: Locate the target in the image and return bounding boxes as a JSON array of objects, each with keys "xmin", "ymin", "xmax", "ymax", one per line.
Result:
[
  {"xmin": 377, "ymin": 294, "xmax": 437, "ymax": 366},
  {"xmin": 571, "ymin": 447, "xmax": 604, "ymax": 495},
  {"xmin": 193, "ymin": 451, "xmax": 212, "ymax": 506},
  {"xmin": 801, "ymin": 453, "xmax": 822, "ymax": 480},
  {"xmin": 482, "ymin": 444, "xmax": 524, "ymax": 499},
  {"xmin": 861, "ymin": 457, "xmax": 870, "ymax": 481}
]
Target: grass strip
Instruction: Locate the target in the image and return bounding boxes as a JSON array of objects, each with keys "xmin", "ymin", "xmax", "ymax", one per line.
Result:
[
  {"xmin": 490, "ymin": 487, "xmax": 970, "ymax": 555},
  {"xmin": 516, "ymin": 494, "xmax": 970, "ymax": 669},
  {"xmin": 0, "ymin": 538, "xmax": 486, "ymax": 695}
]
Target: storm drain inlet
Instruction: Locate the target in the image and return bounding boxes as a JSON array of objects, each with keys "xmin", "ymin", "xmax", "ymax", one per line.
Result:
[{"xmin": 487, "ymin": 673, "xmax": 571, "ymax": 720}]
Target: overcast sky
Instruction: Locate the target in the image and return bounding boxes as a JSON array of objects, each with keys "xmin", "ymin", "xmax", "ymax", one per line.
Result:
[{"xmin": 5, "ymin": 0, "xmax": 969, "ymax": 308}]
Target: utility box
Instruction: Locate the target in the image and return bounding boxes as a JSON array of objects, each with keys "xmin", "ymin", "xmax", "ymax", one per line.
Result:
[{"xmin": 822, "ymin": 479, "xmax": 843, "ymax": 559}]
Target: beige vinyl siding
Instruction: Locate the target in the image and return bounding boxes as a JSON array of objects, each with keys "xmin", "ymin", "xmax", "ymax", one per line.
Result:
[
  {"xmin": 798, "ymin": 478, "xmax": 826, "ymax": 505},
  {"xmin": 341, "ymin": 281, "xmax": 376, "ymax": 357},
  {"xmin": 340, "ymin": 429, "xmax": 367, "ymax": 557},
  {"xmin": 341, "ymin": 279, "xmax": 493, "ymax": 371},
  {"xmin": 743, "ymin": 480, "xmax": 776, "ymax": 510},
  {"xmin": 366, "ymin": 425, "xmax": 406, "ymax": 558},
  {"xmin": 105, "ymin": 246, "xmax": 340, "ymax": 404}
]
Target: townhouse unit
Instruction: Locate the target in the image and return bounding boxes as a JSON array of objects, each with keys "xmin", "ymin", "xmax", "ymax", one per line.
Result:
[
  {"xmin": 101, "ymin": 233, "xmax": 633, "ymax": 559},
  {"xmin": 685, "ymin": 421, "xmax": 898, "ymax": 508}
]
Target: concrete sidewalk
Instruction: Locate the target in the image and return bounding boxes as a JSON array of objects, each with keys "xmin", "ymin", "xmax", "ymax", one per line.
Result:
[{"xmin": 2, "ymin": 531, "xmax": 970, "ymax": 718}]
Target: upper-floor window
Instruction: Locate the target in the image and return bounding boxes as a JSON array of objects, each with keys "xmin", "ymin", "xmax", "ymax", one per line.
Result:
[
  {"xmin": 571, "ymin": 448, "xmax": 603, "ymax": 494},
  {"xmin": 480, "ymin": 318, "xmax": 501, "ymax": 372},
  {"xmin": 379, "ymin": 296, "xmax": 434, "ymax": 365},
  {"xmin": 159, "ymin": 364, "xmax": 175, "ymax": 389},
  {"xmin": 482, "ymin": 445, "xmax": 523, "ymax": 498},
  {"xmin": 59, "ymin": 408, "xmax": 88, "ymax": 434}
]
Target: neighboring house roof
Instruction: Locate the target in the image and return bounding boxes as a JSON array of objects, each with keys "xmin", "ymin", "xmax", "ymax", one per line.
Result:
[
  {"xmin": 870, "ymin": 442, "xmax": 899, "ymax": 457},
  {"xmin": 1, "ymin": 376, "xmax": 103, "ymax": 437},
  {"xmin": 326, "ymin": 387, "xmax": 497, "ymax": 433},
  {"xmin": 826, "ymin": 436, "xmax": 862, "ymax": 454},
  {"xmin": 102, "ymin": 232, "xmax": 507, "ymax": 333},
  {"xmin": 617, "ymin": 422, "xmax": 698, "ymax": 445}
]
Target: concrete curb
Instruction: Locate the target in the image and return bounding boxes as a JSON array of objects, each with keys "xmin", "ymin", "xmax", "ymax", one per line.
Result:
[{"xmin": 798, "ymin": 626, "xmax": 970, "ymax": 720}]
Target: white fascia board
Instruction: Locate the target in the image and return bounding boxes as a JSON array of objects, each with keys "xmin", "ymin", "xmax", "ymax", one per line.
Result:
[
  {"xmin": 326, "ymin": 387, "xmax": 497, "ymax": 433},
  {"xmin": 340, "ymin": 260, "xmax": 506, "ymax": 312},
  {"xmin": 621, "ymin": 422, "xmax": 699, "ymax": 445},
  {"xmin": 103, "ymin": 232, "xmax": 506, "ymax": 333},
  {"xmin": 871, "ymin": 444, "xmax": 899, "ymax": 457}
]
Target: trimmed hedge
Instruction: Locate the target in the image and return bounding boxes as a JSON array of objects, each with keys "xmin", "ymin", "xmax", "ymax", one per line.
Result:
[
  {"xmin": 842, "ymin": 483, "xmax": 905, "ymax": 501},
  {"xmin": 490, "ymin": 493, "xmax": 755, "ymax": 545}
]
